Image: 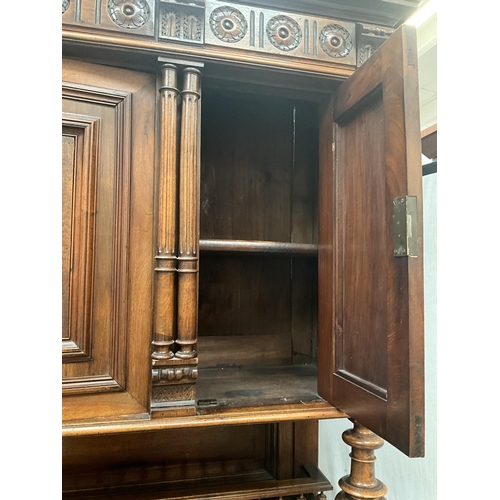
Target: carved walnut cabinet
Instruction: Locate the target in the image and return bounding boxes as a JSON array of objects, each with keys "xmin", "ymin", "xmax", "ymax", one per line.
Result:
[{"xmin": 62, "ymin": 0, "xmax": 425, "ymax": 498}]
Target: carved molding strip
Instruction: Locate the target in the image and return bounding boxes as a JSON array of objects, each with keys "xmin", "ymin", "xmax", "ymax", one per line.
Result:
[
  {"xmin": 152, "ymin": 384, "xmax": 196, "ymax": 404},
  {"xmin": 152, "ymin": 366, "xmax": 198, "ymax": 384},
  {"xmin": 162, "ymin": 0, "xmax": 204, "ymax": 6},
  {"xmin": 62, "ymin": 374, "xmax": 123, "ymax": 394},
  {"xmin": 204, "ymin": 0, "xmax": 356, "ymax": 65},
  {"xmin": 356, "ymin": 22, "xmax": 394, "ymax": 67}
]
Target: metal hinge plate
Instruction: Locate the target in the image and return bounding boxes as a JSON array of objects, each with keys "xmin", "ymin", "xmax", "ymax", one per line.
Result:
[{"xmin": 393, "ymin": 196, "xmax": 418, "ymax": 257}]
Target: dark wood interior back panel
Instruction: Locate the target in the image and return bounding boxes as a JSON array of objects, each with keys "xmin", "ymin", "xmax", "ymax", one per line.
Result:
[
  {"xmin": 200, "ymin": 90, "xmax": 318, "ymax": 244},
  {"xmin": 199, "ymin": 255, "xmax": 292, "ymax": 338},
  {"xmin": 198, "ymin": 255, "xmax": 317, "ymax": 365}
]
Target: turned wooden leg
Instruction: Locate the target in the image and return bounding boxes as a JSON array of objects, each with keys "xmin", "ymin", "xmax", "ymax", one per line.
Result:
[{"xmin": 335, "ymin": 421, "xmax": 388, "ymax": 500}]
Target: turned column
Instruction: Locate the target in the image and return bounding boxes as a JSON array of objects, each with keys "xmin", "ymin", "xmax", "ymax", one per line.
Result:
[
  {"xmin": 335, "ymin": 421, "xmax": 388, "ymax": 500},
  {"xmin": 152, "ymin": 63, "xmax": 179, "ymax": 362},
  {"xmin": 176, "ymin": 67, "xmax": 201, "ymax": 360},
  {"xmin": 151, "ymin": 61, "xmax": 202, "ymax": 417}
]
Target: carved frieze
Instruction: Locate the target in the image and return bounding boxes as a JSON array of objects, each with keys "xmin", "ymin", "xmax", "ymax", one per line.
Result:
[
  {"xmin": 204, "ymin": 0, "xmax": 357, "ymax": 65},
  {"xmin": 62, "ymin": 0, "xmax": 155, "ymax": 36},
  {"xmin": 62, "ymin": 0, "xmax": 368, "ymax": 65}
]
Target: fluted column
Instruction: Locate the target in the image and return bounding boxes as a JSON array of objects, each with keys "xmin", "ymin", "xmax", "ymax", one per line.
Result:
[
  {"xmin": 150, "ymin": 62, "xmax": 202, "ymax": 418},
  {"xmin": 176, "ymin": 67, "xmax": 201, "ymax": 359},
  {"xmin": 335, "ymin": 421, "xmax": 387, "ymax": 500},
  {"xmin": 152, "ymin": 63, "xmax": 179, "ymax": 363}
]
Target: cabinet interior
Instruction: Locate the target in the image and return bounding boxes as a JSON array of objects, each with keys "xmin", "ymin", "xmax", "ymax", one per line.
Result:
[{"xmin": 197, "ymin": 83, "xmax": 321, "ymax": 411}]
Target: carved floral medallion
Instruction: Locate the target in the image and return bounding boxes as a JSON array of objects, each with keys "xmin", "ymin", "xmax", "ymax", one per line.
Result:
[
  {"xmin": 209, "ymin": 6, "xmax": 247, "ymax": 43},
  {"xmin": 107, "ymin": 0, "xmax": 151, "ymax": 29},
  {"xmin": 319, "ymin": 24, "xmax": 353, "ymax": 58},
  {"xmin": 266, "ymin": 15, "xmax": 302, "ymax": 52},
  {"xmin": 62, "ymin": 0, "xmax": 70, "ymax": 14}
]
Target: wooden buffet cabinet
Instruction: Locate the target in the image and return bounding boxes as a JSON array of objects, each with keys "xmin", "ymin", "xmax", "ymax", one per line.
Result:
[{"xmin": 62, "ymin": 1, "xmax": 425, "ymax": 498}]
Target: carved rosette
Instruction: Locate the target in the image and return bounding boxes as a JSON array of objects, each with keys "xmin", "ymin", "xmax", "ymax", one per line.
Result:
[
  {"xmin": 320, "ymin": 24, "xmax": 353, "ymax": 58},
  {"xmin": 107, "ymin": 0, "xmax": 151, "ymax": 29},
  {"xmin": 62, "ymin": 0, "xmax": 70, "ymax": 14},
  {"xmin": 266, "ymin": 15, "xmax": 302, "ymax": 52},
  {"xmin": 209, "ymin": 6, "xmax": 247, "ymax": 43},
  {"xmin": 161, "ymin": 10, "xmax": 181, "ymax": 38}
]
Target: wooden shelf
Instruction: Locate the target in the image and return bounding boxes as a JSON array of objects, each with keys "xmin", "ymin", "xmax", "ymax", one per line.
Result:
[
  {"xmin": 63, "ymin": 464, "xmax": 332, "ymax": 499},
  {"xmin": 196, "ymin": 364, "xmax": 323, "ymax": 411},
  {"xmin": 62, "ymin": 400, "xmax": 346, "ymax": 437},
  {"xmin": 200, "ymin": 239, "xmax": 318, "ymax": 257}
]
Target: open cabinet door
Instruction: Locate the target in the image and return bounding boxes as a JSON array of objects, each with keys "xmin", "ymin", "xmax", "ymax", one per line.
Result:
[{"xmin": 318, "ymin": 24, "xmax": 424, "ymax": 457}]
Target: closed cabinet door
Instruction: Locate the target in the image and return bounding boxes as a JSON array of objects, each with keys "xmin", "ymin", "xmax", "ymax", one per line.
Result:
[{"xmin": 62, "ymin": 59, "xmax": 156, "ymax": 422}]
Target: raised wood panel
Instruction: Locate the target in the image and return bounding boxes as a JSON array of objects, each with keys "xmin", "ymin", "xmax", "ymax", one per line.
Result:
[
  {"xmin": 62, "ymin": 116, "xmax": 99, "ymax": 364},
  {"xmin": 338, "ymin": 93, "xmax": 389, "ymax": 395},
  {"xmin": 201, "ymin": 90, "xmax": 293, "ymax": 242},
  {"xmin": 62, "ymin": 58, "xmax": 156, "ymax": 415},
  {"xmin": 62, "ymin": 83, "xmax": 131, "ymax": 395}
]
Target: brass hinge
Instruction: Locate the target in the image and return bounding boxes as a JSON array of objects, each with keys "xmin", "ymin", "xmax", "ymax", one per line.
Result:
[{"xmin": 393, "ymin": 196, "xmax": 418, "ymax": 257}]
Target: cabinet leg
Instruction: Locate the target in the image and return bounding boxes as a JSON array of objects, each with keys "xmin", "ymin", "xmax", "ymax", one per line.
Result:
[{"xmin": 335, "ymin": 421, "xmax": 387, "ymax": 500}]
